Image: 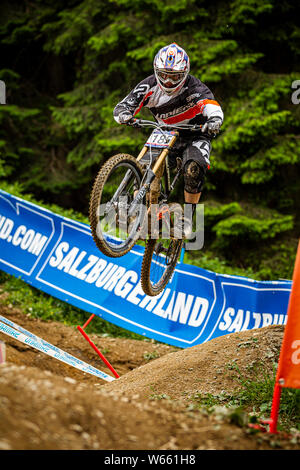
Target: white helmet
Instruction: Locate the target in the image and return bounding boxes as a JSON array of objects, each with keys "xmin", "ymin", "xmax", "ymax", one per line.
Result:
[{"xmin": 153, "ymin": 43, "xmax": 190, "ymax": 95}]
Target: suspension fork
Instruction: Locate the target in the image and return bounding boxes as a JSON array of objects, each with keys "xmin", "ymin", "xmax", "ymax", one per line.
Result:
[{"xmin": 109, "ymin": 168, "xmax": 137, "ymax": 207}]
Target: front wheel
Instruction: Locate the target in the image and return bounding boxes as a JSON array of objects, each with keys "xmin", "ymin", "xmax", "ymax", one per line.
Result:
[
  {"xmin": 89, "ymin": 153, "xmax": 146, "ymax": 258},
  {"xmin": 141, "ymin": 237, "xmax": 183, "ymax": 296}
]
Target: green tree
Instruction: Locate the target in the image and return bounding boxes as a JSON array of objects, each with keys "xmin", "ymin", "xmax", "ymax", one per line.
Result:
[{"xmin": 0, "ymin": 0, "xmax": 299, "ymax": 279}]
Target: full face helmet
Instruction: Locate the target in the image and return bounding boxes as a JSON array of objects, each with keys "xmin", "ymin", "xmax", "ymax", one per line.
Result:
[{"xmin": 153, "ymin": 43, "xmax": 190, "ymax": 95}]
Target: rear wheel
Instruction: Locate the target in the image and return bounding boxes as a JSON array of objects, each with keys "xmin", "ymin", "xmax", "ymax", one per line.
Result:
[
  {"xmin": 141, "ymin": 236, "xmax": 183, "ymax": 296},
  {"xmin": 89, "ymin": 153, "xmax": 146, "ymax": 258}
]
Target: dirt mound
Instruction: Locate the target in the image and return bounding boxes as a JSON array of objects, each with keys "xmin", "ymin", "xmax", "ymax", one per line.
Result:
[
  {"xmin": 104, "ymin": 325, "xmax": 284, "ymax": 402},
  {"xmin": 0, "ymin": 304, "xmax": 298, "ymax": 450}
]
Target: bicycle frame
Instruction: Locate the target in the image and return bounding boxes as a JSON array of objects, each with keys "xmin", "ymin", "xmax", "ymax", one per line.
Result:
[{"xmin": 128, "ymin": 119, "xmax": 200, "ymax": 217}]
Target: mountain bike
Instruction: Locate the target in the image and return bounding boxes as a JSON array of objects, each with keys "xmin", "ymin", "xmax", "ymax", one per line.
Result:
[{"xmin": 89, "ymin": 119, "xmax": 201, "ymax": 296}]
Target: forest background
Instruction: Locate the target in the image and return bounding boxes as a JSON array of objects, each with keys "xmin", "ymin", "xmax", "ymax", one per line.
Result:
[{"xmin": 0, "ymin": 0, "xmax": 299, "ymax": 281}]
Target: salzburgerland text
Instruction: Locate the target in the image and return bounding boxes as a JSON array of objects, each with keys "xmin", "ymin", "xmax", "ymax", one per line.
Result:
[{"xmin": 0, "ymin": 189, "xmax": 292, "ymax": 349}]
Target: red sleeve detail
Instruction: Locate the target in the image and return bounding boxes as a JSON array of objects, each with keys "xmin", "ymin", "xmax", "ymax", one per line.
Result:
[{"xmin": 133, "ymin": 91, "xmax": 154, "ymax": 116}]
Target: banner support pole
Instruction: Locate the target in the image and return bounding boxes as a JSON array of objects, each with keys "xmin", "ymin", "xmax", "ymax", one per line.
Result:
[
  {"xmin": 77, "ymin": 315, "xmax": 120, "ymax": 379},
  {"xmin": 82, "ymin": 314, "xmax": 95, "ymax": 329}
]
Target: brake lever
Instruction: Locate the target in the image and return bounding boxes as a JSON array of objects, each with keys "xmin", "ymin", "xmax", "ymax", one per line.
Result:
[{"xmin": 126, "ymin": 118, "xmax": 141, "ymax": 128}]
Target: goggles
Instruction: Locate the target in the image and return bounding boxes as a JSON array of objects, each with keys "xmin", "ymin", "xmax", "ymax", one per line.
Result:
[{"xmin": 156, "ymin": 70, "xmax": 185, "ymax": 85}]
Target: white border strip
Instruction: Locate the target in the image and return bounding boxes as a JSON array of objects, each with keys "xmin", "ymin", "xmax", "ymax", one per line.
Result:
[{"xmin": 0, "ymin": 317, "xmax": 115, "ymax": 382}]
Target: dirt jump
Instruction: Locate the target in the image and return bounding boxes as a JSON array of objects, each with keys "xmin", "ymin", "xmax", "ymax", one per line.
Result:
[{"xmin": 0, "ymin": 301, "xmax": 299, "ymax": 451}]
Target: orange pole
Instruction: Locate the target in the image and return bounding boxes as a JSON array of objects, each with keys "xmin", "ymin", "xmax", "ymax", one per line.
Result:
[
  {"xmin": 268, "ymin": 239, "xmax": 300, "ymax": 433},
  {"xmin": 269, "ymin": 383, "xmax": 282, "ymax": 433}
]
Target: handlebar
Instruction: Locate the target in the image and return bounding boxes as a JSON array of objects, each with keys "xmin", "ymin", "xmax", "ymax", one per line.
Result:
[{"xmin": 127, "ymin": 118, "xmax": 202, "ymax": 132}]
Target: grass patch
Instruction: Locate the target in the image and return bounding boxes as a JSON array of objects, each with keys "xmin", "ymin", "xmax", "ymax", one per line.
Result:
[
  {"xmin": 0, "ymin": 271, "xmax": 147, "ymax": 341},
  {"xmin": 143, "ymin": 350, "xmax": 160, "ymax": 361},
  {"xmin": 149, "ymin": 393, "xmax": 171, "ymax": 401},
  {"xmin": 190, "ymin": 362, "xmax": 300, "ymax": 433}
]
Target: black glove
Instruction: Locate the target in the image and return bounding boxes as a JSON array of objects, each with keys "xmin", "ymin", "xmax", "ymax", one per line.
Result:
[
  {"xmin": 202, "ymin": 117, "xmax": 222, "ymax": 136},
  {"xmin": 118, "ymin": 110, "xmax": 134, "ymax": 124}
]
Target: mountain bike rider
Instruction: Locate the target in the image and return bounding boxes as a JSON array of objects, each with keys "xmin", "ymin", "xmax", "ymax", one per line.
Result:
[{"xmin": 113, "ymin": 43, "xmax": 224, "ymax": 236}]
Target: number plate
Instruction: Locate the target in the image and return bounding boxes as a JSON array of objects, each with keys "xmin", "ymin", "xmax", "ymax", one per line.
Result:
[{"xmin": 145, "ymin": 130, "xmax": 176, "ymax": 148}]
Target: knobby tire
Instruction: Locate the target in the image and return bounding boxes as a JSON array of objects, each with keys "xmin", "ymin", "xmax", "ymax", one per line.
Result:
[
  {"xmin": 89, "ymin": 153, "xmax": 145, "ymax": 258},
  {"xmin": 141, "ymin": 237, "xmax": 183, "ymax": 296}
]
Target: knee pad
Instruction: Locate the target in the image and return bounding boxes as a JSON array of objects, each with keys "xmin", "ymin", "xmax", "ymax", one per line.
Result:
[{"xmin": 184, "ymin": 160, "xmax": 206, "ymax": 194}]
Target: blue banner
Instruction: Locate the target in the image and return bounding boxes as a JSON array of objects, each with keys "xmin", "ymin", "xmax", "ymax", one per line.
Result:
[{"xmin": 0, "ymin": 189, "xmax": 292, "ymax": 348}]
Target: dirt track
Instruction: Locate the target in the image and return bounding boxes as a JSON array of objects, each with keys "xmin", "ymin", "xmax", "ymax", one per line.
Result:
[{"xmin": 0, "ymin": 302, "xmax": 299, "ymax": 451}]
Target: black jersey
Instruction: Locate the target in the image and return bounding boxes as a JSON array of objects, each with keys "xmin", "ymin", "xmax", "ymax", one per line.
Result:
[{"xmin": 113, "ymin": 74, "xmax": 223, "ymax": 135}]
